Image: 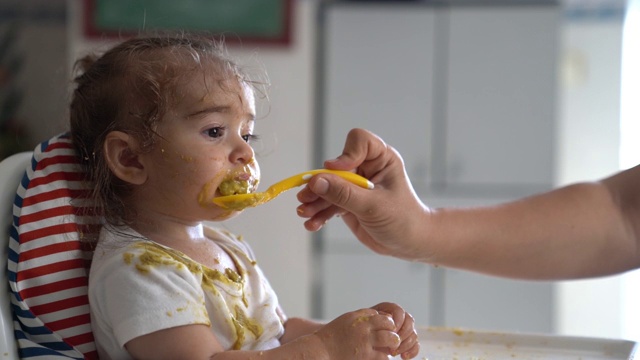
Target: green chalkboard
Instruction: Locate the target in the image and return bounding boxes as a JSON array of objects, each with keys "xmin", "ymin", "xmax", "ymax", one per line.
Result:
[{"xmin": 84, "ymin": 0, "xmax": 292, "ymax": 44}]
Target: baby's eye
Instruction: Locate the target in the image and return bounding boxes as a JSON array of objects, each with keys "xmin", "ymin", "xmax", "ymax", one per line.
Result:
[
  {"xmin": 206, "ymin": 127, "xmax": 225, "ymax": 139},
  {"xmin": 243, "ymin": 134, "xmax": 259, "ymax": 143}
]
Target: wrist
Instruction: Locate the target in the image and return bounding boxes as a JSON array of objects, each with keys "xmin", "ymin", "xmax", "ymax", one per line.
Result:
[
  {"xmin": 308, "ymin": 332, "xmax": 332, "ymax": 360},
  {"xmin": 406, "ymin": 204, "xmax": 437, "ymax": 263}
]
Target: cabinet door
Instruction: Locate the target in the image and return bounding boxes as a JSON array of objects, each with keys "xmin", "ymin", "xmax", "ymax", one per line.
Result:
[
  {"xmin": 322, "ymin": 241, "xmax": 434, "ymax": 326},
  {"xmin": 319, "ymin": 2, "xmax": 559, "ymax": 334},
  {"xmin": 323, "ymin": 4, "xmax": 436, "ymax": 194},
  {"xmin": 443, "ymin": 269, "xmax": 554, "ymax": 333},
  {"xmin": 435, "ymin": 6, "xmax": 560, "ymax": 194}
]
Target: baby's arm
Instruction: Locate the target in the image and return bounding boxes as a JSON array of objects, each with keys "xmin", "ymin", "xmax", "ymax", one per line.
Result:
[
  {"xmin": 125, "ymin": 324, "xmax": 222, "ymax": 359},
  {"xmin": 272, "ymin": 305, "xmax": 325, "ymax": 344},
  {"xmin": 125, "ymin": 308, "xmax": 404, "ymax": 360},
  {"xmin": 279, "ymin": 317, "xmax": 324, "ymax": 344}
]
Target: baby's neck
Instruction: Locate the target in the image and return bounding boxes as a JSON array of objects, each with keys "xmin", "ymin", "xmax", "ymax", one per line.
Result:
[
  {"xmin": 130, "ymin": 213, "xmax": 206, "ymax": 248},
  {"xmin": 127, "ymin": 217, "xmax": 235, "ymax": 270}
]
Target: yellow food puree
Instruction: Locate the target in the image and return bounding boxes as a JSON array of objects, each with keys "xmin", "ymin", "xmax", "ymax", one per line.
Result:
[{"xmin": 122, "ymin": 241, "xmax": 265, "ymax": 349}]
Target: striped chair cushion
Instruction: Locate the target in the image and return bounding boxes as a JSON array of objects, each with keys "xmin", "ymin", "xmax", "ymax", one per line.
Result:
[{"xmin": 8, "ymin": 133, "xmax": 101, "ymax": 359}]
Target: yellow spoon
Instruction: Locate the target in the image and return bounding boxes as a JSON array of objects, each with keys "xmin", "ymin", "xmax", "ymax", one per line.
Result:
[{"xmin": 212, "ymin": 169, "xmax": 374, "ymax": 211}]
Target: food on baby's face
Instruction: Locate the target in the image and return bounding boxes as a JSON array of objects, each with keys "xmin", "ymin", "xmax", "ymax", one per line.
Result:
[
  {"xmin": 219, "ymin": 178, "xmax": 253, "ymax": 196},
  {"xmin": 217, "ymin": 193, "xmax": 267, "ymax": 211},
  {"xmin": 217, "ymin": 161, "xmax": 260, "ymax": 197}
]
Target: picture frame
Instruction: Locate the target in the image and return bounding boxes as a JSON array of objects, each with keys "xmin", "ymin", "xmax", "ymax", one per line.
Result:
[{"xmin": 83, "ymin": 0, "xmax": 293, "ymax": 46}]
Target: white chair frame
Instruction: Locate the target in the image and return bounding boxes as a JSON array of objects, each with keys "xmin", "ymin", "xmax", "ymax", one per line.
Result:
[{"xmin": 0, "ymin": 152, "xmax": 33, "ymax": 360}]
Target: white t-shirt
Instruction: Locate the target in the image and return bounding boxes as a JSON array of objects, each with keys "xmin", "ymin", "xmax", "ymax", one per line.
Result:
[{"xmin": 89, "ymin": 225, "xmax": 284, "ymax": 360}]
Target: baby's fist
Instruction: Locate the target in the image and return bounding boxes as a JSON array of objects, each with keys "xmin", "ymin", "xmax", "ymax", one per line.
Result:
[{"xmin": 371, "ymin": 302, "xmax": 420, "ymax": 359}]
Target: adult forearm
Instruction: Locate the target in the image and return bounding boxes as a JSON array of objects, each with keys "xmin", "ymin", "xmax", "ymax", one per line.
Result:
[{"xmin": 425, "ymin": 182, "xmax": 637, "ymax": 280}]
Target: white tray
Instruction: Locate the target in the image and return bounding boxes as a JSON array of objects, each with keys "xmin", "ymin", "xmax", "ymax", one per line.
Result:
[{"xmin": 395, "ymin": 327, "xmax": 638, "ymax": 360}]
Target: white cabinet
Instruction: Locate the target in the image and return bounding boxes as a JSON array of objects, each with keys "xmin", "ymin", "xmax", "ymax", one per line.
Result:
[
  {"xmin": 436, "ymin": 6, "xmax": 559, "ymax": 194},
  {"xmin": 322, "ymin": 3, "xmax": 559, "ymax": 196},
  {"xmin": 443, "ymin": 269, "xmax": 555, "ymax": 332},
  {"xmin": 321, "ymin": 240, "xmax": 435, "ymax": 326},
  {"xmin": 323, "ymin": 4, "xmax": 436, "ymax": 195},
  {"xmin": 318, "ymin": 2, "xmax": 560, "ymax": 333}
]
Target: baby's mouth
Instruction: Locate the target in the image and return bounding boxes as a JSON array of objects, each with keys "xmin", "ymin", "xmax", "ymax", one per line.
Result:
[
  {"xmin": 218, "ymin": 173, "xmax": 259, "ymax": 196},
  {"xmin": 198, "ymin": 162, "xmax": 260, "ymax": 208},
  {"xmin": 217, "ymin": 159, "xmax": 260, "ymax": 196}
]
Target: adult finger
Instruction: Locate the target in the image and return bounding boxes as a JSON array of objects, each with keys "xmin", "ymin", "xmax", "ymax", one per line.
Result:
[
  {"xmin": 307, "ymin": 173, "xmax": 376, "ymax": 217},
  {"xmin": 324, "ymin": 128, "xmax": 390, "ymax": 174}
]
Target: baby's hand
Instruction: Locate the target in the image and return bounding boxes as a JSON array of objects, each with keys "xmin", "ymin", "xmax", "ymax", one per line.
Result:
[
  {"xmin": 371, "ymin": 302, "xmax": 420, "ymax": 359},
  {"xmin": 313, "ymin": 308, "xmax": 400, "ymax": 360}
]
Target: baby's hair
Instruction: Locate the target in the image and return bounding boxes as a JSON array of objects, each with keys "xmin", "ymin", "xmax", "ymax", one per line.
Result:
[{"xmin": 70, "ymin": 33, "xmax": 267, "ymax": 227}]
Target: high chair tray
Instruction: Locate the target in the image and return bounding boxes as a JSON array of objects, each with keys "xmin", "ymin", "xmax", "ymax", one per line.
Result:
[{"xmin": 396, "ymin": 327, "xmax": 638, "ymax": 360}]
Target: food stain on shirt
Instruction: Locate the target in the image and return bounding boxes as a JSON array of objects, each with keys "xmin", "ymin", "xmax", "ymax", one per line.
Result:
[
  {"xmin": 122, "ymin": 242, "xmax": 245, "ymax": 288},
  {"xmin": 231, "ymin": 304, "xmax": 264, "ymax": 350},
  {"xmin": 201, "ymin": 266, "xmax": 249, "ymax": 307},
  {"xmin": 123, "ymin": 242, "xmax": 200, "ymax": 275},
  {"xmin": 121, "ymin": 240, "xmax": 264, "ymax": 341}
]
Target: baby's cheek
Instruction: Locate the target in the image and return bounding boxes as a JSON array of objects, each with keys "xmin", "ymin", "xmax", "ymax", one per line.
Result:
[
  {"xmin": 197, "ymin": 169, "xmax": 230, "ymax": 206},
  {"xmin": 197, "ymin": 180, "xmax": 218, "ymax": 206}
]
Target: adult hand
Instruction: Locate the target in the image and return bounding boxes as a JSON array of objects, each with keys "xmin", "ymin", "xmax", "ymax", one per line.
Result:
[{"xmin": 297, "ymin": 128, "xmax": 430, "ymax": 262}]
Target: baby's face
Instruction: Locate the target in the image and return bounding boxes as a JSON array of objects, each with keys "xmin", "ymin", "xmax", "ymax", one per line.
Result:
[{"xmin": 134, "ymin": 70, "xmax": 260, "ymax": 222}]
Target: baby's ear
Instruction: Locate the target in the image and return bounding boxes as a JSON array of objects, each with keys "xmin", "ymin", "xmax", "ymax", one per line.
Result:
[{"xmin": 103, "ymin": 131, "xmax": 147, "ymax": 185}]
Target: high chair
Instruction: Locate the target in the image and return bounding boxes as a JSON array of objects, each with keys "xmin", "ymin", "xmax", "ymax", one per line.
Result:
[
  {"xmin": 0, "ymin": 151, "xmax": 30, "ymax": 359},
  {"xmin": 0, "ymin": 134, "xmax": 100, "ymax": 359}
]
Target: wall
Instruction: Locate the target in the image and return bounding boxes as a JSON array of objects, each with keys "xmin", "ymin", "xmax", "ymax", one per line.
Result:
[
  {"xmin": 555, "ymin": 8, "xmax": 629, "ymax": 339},
  {"xmin": 0, "ymin": 0, "xmax": 68, "ymax": 155},
  {"xmin": 620, "ymin": 0, "xmax": 640, "ymax": 341},
  {"xmin": 66, "ymin": 0, "xmax": 317, "ymax": 318}
]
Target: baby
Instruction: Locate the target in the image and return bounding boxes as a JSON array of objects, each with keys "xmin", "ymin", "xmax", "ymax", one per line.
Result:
[{"xmin": 70, "ymin": 34, "xmax": 419, "ymax": 359}]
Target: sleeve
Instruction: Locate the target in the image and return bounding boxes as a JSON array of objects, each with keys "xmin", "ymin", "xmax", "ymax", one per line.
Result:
[{"xmin": 91, "ymin": 245, "xmax": 210, "ymax": 348}]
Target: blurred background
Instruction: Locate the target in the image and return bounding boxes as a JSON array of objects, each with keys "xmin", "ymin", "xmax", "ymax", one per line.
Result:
[{"xmin": 1, "ymin": 0, "xmax": 637, "ymax": 342}]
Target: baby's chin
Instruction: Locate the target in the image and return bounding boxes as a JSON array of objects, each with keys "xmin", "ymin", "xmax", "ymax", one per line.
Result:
[{"xmin": 209, "ymin": 208, "xmax": 243, "ymax": 221}]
